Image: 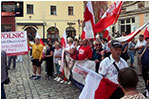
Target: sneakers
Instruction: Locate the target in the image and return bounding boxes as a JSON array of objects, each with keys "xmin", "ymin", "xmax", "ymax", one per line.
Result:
[
  {"xmin": 29, "ymin": 75, "xmax": 36, "ymax": 80},
  {"xmin": 67, "ymin": 81, "xmax": 71, "ymax": 85},
  {"xmin": 60, "ymin": 80, "xmax": 64, "ymax": 84},
  {"xmin": 34, "ymin": 76, "xmax": 41, "ymax": 80},
  {"xmin": 56, "ymin": 77, "xmax": 62, "ymax": 82},
  {"xmin": 54, "ymin": 77, "xmax": 59, "ymax": 81},
  {"xmin": 30, "ymin": 75, "xmax": 41, "ymax": 80}
]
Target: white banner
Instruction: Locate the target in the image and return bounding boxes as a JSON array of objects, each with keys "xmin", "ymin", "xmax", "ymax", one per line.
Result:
[
  {"xmin": 72, "ymin": 60, "xmax": 95, "ymax": 85},
  {"xmin": 1, "ymin": 31, "xmax": 28, "ymax": 56}
]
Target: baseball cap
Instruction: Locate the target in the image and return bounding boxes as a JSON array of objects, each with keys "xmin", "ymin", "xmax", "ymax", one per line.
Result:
[{"xmin": 111, "ymin": 40, "xmax": 122, "ymax": 48}]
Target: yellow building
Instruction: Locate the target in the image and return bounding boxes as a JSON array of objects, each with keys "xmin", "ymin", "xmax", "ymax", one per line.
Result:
[{"xmin": 16, "ymin": 1, "xmax": 84, "ymax": 42}]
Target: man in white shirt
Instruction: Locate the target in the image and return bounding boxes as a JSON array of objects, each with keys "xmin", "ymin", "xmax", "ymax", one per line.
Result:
[
  {"xmin": 99, "ymin": 40, "xmax": 128, "ymax": 84},
  {"xmin": 135, "ymin": 35, "xmax": 147, "ymax": 75}
]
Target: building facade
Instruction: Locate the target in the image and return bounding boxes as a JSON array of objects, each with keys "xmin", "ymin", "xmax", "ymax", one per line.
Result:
[
  {"xmin": 16, "ymin": 1, "xmax": 84, "ymax": 42},
  {"xmin": 114, "ymin": 1, "xmax": 149, "ymax": 36}
]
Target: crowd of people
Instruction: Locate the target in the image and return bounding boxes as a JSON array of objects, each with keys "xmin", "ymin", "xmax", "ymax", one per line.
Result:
[{"xmin": 2, "ymin": 32, "xmax": 149, "ymax": 99}]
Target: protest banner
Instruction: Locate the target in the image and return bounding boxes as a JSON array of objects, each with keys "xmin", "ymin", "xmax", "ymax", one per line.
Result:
[
  {"xmin": 72, "ymin": 60, "xmax": 95, "ymax": 85},
  {"xmin": 60, "ymin": 50, "xmax": 96, "ymax": 90},
  {"xmin": 1, "ymin": 31, "xmax": 28, "ymax": 56}
]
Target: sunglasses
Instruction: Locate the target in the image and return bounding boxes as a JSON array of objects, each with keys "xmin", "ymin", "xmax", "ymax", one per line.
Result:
[{"xmin": 96, "ymin": 44, "xmax": 101, "ymax": 46}]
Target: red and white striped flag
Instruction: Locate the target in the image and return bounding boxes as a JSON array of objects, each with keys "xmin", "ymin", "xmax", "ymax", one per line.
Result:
[
  {"xmin": 94, "ymin": 1, "xmax": 123, "ymax": 33},
  {"xmin": 81, "ymin": 1, "xmax": 95, "ymax": 39},
  {"xmin": 35, "ymin": 32, "xmax": 45, "ymax": 46},
  {"xmin": 60, "ymin": 31, "xmax": 67, "ymax": 48},
  {"xmin": 78, "ymin": 65, "xmax": 119, "ymax": 99},
  {"xmin": 114, "ymin": 22, "xmax": 149, "ymax": 42},
  {"xmin": 103, "ymin": 27, "xmax": 111, "ymax": 41},
  {"xmin": 143, "ymin": 25, "xmax": 149, "ymax": 39}
]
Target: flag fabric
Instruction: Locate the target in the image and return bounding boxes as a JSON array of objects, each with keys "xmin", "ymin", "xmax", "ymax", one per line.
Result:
[
  {"xmin": 103, "ymin": 27, "xmax": 111, "ymax": 41},
  {"xmin": 78, "ymin": 65, "xmax": 119, "ymax": 99},
  {"xmin": 60, "ymin": 31, "xmax": 67, "ymax": 48},
  {"xmin": 114, "ymin": 22, "xmax": 149, "ymax": 42},
  {"xmin": 81, "ymin": 1, "xmax": 95, "ymax": 39},
  {"xmin": 35, "ymin": 32, "xmax": 45, "ymax": 46},
  {"xmin": 143, "ymin": 25, "xmax": 149, "ymax": 39},
  {"xmin": 94, "ymin": 1, "xmax": 123, "ymax": 33}
]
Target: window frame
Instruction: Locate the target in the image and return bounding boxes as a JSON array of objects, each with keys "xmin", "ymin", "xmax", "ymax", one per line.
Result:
[
  {"xmin": 50, "ymin": 5, "xmax": 57, "ymax": 15},
  {"xmin": 27, "ymin": 4, "xmax": 34, "ymax": 14},
  {"xmin": 119, "ymin": 17, "xmax": 135, "ymax": 35},
  {"xmin": 68, "ymin": 6, "xmax": 74, "ymax": 16}
]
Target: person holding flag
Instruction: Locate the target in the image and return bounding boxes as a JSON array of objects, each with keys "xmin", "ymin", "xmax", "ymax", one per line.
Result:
[{"xmin": 135, "ymin": 35, "xmax": 147, "ymax": 76}]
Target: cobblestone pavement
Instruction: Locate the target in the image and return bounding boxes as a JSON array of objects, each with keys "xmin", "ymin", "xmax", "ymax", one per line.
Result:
[
  {"xmin": 4, "ymin": 54, "xmax": 146, "ymax": 99},
  {"xmin": 4, "ymin": 54, "xmax": 80, "ymax": 99}
]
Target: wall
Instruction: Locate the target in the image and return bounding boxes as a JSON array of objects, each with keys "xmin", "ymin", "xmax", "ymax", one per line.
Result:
[{"xmin": 16, "ymin": 1, "xmax": 84, "ymax": 38}]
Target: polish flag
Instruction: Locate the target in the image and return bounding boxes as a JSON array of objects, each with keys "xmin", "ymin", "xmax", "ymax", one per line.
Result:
[
  {"xmin": 94, "ymin": 1, "xmax": 123, "ymax": 33},
  {"xmin": 81, "ymin": 1, "xmax": 95, "ymax": 39},
  {"xmin": 143, "ymin": 25, "xmax": 149, "ymax": 39},
  {"xmin": 35, "ymin": 32, "xmax": 45, "ymax": 46},
  {"xmin": 103, "ymin": 27, "xmax": 111, "ymax": 41},
  {"xmin": 78, "ymin": 65, "xmax": 121, "ymax": 99},
  {"xmin": 114, "ymin": 22, "xmax": 149, "ymax": 42},
  {"xmin": 60, "ymin": 31, "xmax": 67, "ymax": 48}
]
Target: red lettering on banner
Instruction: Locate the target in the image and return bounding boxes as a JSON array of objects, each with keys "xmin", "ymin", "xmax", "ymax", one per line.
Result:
[
  {"xmin": 1, "ymin": 32, "xmax": 25, "ymax": 39},
  {"xmin": 73, "ymin": 67, "xmax": 88, "ymax": 76}
]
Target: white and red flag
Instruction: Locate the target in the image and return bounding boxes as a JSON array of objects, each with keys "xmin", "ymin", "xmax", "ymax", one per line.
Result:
[
  {"xmin": 143, "ymin": 25, "xmax": 149, "ymax": 39},
  {"xmin": 114, "ymin": 22, "xmax": 149, "ymax": 42},
  {"xmin": 94, "ymin": 1, "xmax": 123, "ymax": 33},
  {"xmin": 103, "ymin": 27, "xmax": 111, "ymax": 41},
  {"xmin": 78, "ymin": 65, "xmax": 119, "ymax": 99},
  {"xmin": 60, "ymin": 31, "xmax": 67, "ymax": 48},
  {"xmin": 81, "ymin": 1, "xmax": 95, "ymax": 39},
  {"xmin": 35, "ymin": 32, "xmax": 45, "ymax": 46}
]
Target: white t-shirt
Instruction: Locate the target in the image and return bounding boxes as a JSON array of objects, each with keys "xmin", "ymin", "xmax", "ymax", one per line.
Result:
[
  {"xmin": 135, "ymin": 39, "xmax": 147, "ymax": 53},
  {"xmin": 65, "ymin": 44, "xmax": 74, "ymax": 51},
  {"xmin": 135, "ymin": 39, "xmax": 147, "ymax": 48},
  {"xmin": 98, "ymin": 54, "xmax": 128, "ymax": 84},
  {"xmin": 53, "ymin": 48, "xmax": 62, "ymax": 64}
]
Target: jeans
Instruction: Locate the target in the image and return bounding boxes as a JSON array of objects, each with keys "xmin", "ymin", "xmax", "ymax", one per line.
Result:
[
  {"xmin": 128, "ymin": 51, "xmax": 135, "ymax": 65},
  {"xmin": 55, "ymin": 63, "xmax": 61, "ymax": 75}
]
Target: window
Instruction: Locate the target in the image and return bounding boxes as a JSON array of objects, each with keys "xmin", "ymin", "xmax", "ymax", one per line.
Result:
[
  {"xmin": 47, "ymin": 27, "xmax": 59, "ymax": 43},
  {"xmin": 50, "ymin": 6, "xmax": 56, "ymax": 15},
  {"xmin": 132, "ymin": 18, "xmax": 135, "ymax": 23},
  {"xmin": 121, "ymin": 19, "xmax": 125, "ymax": 24},
  {"xmin": 27, "ymin": 4, "xmax": 33, "ymax": 14},
  {"xmin": 66, "ymin": 27, "xmax": 76, "ymax": 39},
  {"xmin": 120, "ymin": 17, "xmax": 135, "ymax": 35},
  {"xmin": 138, "ymin": 1, "xmax": 144, "ymax": 8},
  {"xmin": 126, "ymin": 18, "xmax": 130, "ymax": 23},
  {"xmin": 68, "ymin": 6, "xmax": 73, "ymax": 15},
  {"xmin": 1, "ymin": 24, "xmax": 12, "ymax": 32}
]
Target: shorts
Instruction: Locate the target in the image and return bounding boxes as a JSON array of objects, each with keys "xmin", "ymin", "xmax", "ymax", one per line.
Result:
[{"xmin": 32, "ymin": 59, "xmax": 42, "ymax": 67}]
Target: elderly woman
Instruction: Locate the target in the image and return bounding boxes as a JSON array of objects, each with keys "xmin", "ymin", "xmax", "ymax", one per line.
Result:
[
  {"xmin": 53, "ymin": 42, "xmax": 62, "ymax": 81},
  {"xmin": 65, "ymin": 37, "xmax": 77, "ymax": 60},
  {"xmin": 118, "ymin": 68, "xmax": 146, "ymax": 99}
]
